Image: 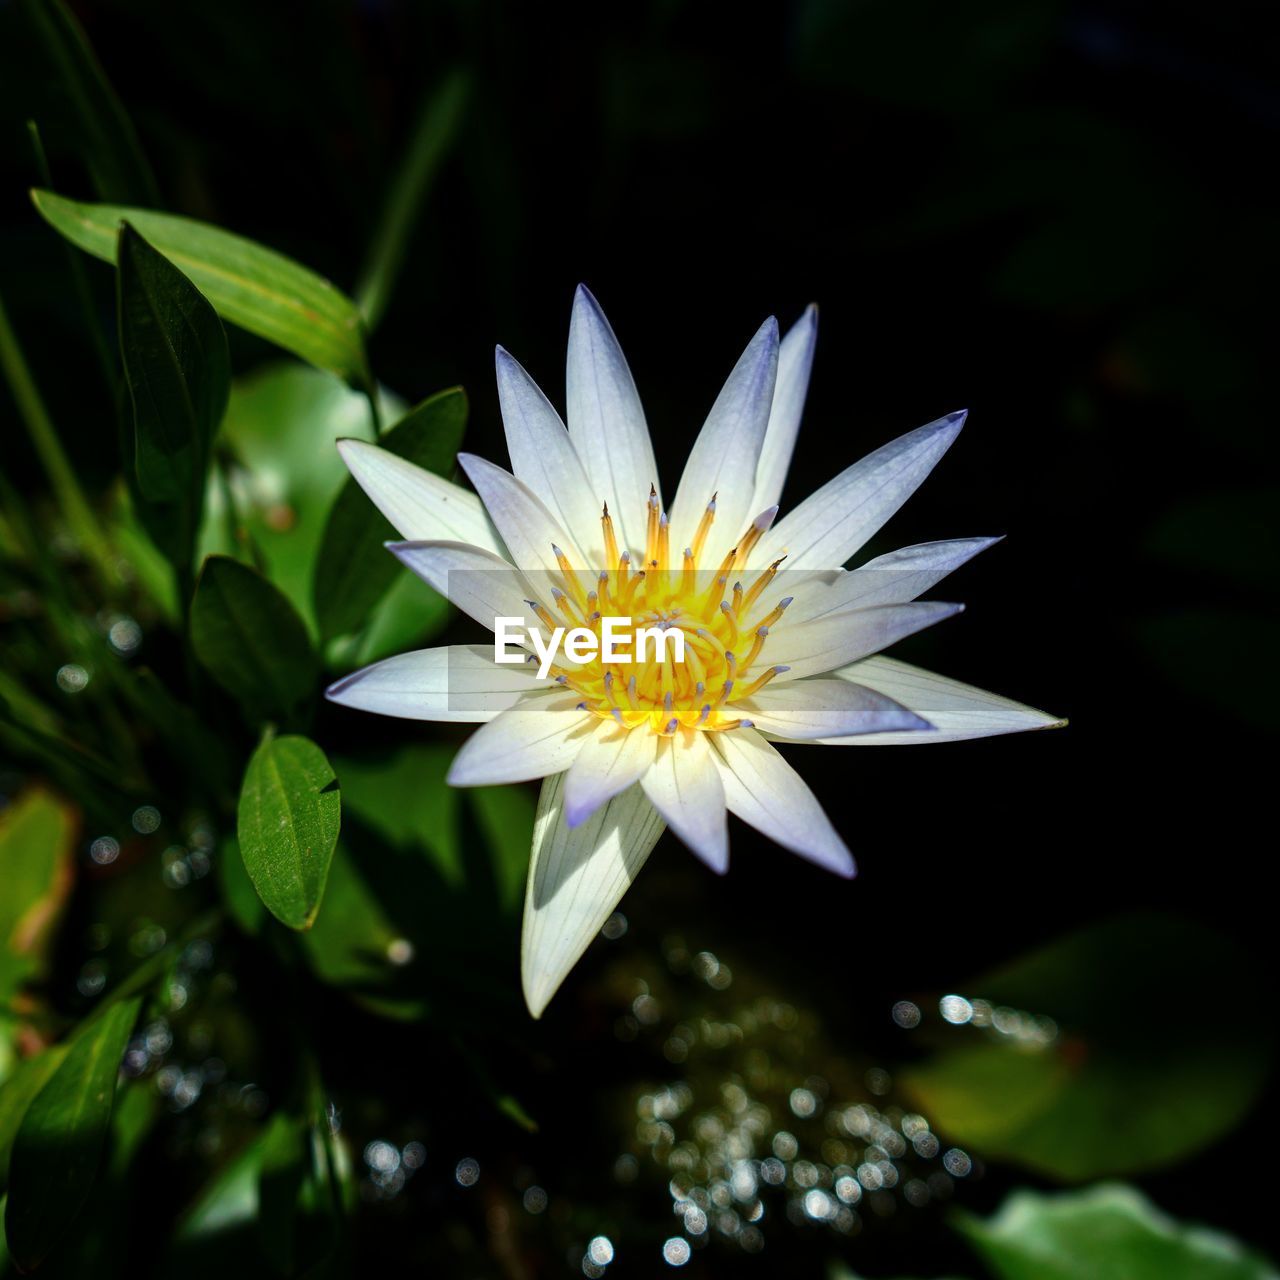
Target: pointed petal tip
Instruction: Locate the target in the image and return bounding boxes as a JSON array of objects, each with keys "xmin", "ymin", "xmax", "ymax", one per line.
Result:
[
  {"xmin": 563, "ymin": 801, "xmax": 593, "ymax": 829},
  {"xmin": 572, "ymin": 282, "xmax": 605, "ymax": 319},
  {"xmin": 323, "ymin": 670, "xmax": 362, "ymax": 702},
  {"xmin": 524, "ymin": 987, "xmax": 551, "ymax": 1019}
]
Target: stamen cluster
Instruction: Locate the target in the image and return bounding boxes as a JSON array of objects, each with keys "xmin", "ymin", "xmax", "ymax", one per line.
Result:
[{"xmin": 533, "ymin": 490, "xmax": 793, "ymax": 735}]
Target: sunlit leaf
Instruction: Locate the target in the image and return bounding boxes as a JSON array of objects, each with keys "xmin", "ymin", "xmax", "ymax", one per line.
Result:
[
  {"xmin": 3, "ymin": 996, "xmax": 142, "ymax": 1271},
  {"xmin": 900, "ymin": 914, "xmax": 1274, "ymax": 1181},
  {"xmin": 190, "ymin": 554, "xmax": 317, "ymax": 724},
  {"xmin": 117, "ymin": 223, "xmax": 229, "ymax": 575},
  {"xmin": 18, "ymin": 0, "xmax": 159, "ymax": 205},
  {"xmin": 237, "ymin": 730, "xmax": 341, "ymax": 931},
  {"xmin": 0, "ymin": 786, "xmax": 77, "ymax": 1008},
  {"xmin": 31, "ymin": 189, "xmax": 371, "ymax": 384},
  {"xmin": 958, "ymin": 1183, "xmax": 1279, "ymax": 1280},
  {"xmin": 314, "ymin": 386, "xmax": 467, "ymax": 642}
]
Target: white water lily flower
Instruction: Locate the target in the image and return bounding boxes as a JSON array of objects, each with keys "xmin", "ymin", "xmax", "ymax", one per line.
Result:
[{"xmin": 327, "ymin": 287, "xmax": 1063, "ymax": 1017}]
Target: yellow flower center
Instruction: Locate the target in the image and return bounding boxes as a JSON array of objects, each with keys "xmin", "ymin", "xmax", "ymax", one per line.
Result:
[{"xmin": 537, "ymin": 490, "xmax": 792, "ymax": 736}]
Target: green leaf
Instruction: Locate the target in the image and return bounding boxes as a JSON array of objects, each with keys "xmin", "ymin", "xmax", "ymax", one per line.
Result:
[
  {"xmin": 256, "ymin": 1111, "xmax": 341, "ymax": 1275},
  {"xmin": 468, "ymin": 784, "xmax": 535, "ymax": 914},
  {"xmin": 958, "ymin": 1183, "xmax": 1279, "ymax": 1280},
  {"xmin": 313, "ymin": 387, "xmax": 467, "ymax": 642},
  {"xmin": 0, "ymin": 1044, "xmax": 69, "ymax": 1194},
  {"xmin": 355, "ymin": 70, "xmax": 471, "ymax": 330},
  {"xmin": 190, "ymin": 554, "xmax": 318, "ymax": 724},
  {"xmin": 31, "ymin": 189, "xmax": 370, "ymax": 384},
  {"xmin": 900, "ymin": 914, "xmax": 1274, "ymax": 1182},
  {"xmin": 199, "ymin": 362, "xmax": 396, "ymax": 631},
  {"xmin": 19, "ymin": 0, "xmax": 159, "ymax": 205},
  {"xmin": 169, "ymin": 1110, "xmax": 347, "ymax": 1276},
  {"xmin": 0, "ymin": 786, "xmax": 76, "ymax": 1008},
  {"xmin": 342, "ymin": 567, "xmax": 451, "ymax": 668},
  {"xmin": 117, "ymin": 223, "xmax": 229, "ymax": 574},
  {"xmin": 3, "ymin": 996, "xmax": 142, "ymax": 1271},
  {"xmin": 298, "ymin": 839, "xmax": 412, "ymax": 1002},
  {"xmin": 334, "ymin": 744, "xmax": 462, "ymax": 884},
  {"xmin": 237, "ymin": 730, "xmax": 341, "ymax": 930}
]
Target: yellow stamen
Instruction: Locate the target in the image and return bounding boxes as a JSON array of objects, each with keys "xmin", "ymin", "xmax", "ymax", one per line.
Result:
[{"xmin": 690, "ymin": 493, "xmax": 717, "ymax": 565}]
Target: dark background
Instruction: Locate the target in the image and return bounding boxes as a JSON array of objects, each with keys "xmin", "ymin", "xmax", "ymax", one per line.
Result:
[{"xmin": 2, "ymin": 0, "xmax": 1277, "ymax": 1274}]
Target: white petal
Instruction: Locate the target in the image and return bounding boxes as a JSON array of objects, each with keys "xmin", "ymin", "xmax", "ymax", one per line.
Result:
[
  {"xmin": 495, "ymin": 346, "xmax": 604, "ymax": 559},
  {"xmin": 741, "ymin": 678, "xmax": 931, "ymax": 739},
  {"xmin": 458, "ymin": 452, "xmax": 587, "ymax": 576},
  {"xmin": 640, "ymin": 731, "xmax": 728, "ymax": 872},
  {"xmin": 752, "ymin": 304, "xmax": 818, "ymax": 512},
  {"xmin": 764, "ymin": 600, "xmax": 964, "ymax": 679},
  {"xmin": 522, "ymin": 772, "xmax": 666, "ymax": 1016},
  {"xmin": 326, "ymin": 643, "xmax": 543, "ymax": 722},
  {"xmin": 670, "ymin": 317, "xmax": 780, "ymax": 565},
  {"xmin": 710, "ymin": 729, "xmax": 853, "ymax": 876},
  {"xmin": 388, "ymin": 540, "xmax": 541, "ymax": 638},
  {"xmin": 446, "ymin": 694, "xmax": 596, "ymax": 786},
  {"xmin": 565, "ymin": 285, "xmax": 660, "ymax": 556},
  {"xmin": 784, "ymin": 536, "xmax": 1000, "ymax": 623},
  {"xmin": 824, "ymin": 655, "xmax": 1066, "ymax": 744},
  {"xmin": 563, "ymin": 723, "xmax": 658, "ymax": 827},
  {"xmin": 755, "ymin": 411, "xmax": 966, "ymax": 569},
  {"xmin": 337, "ymin": 439, "xmax": 503, "ymax": 556}
]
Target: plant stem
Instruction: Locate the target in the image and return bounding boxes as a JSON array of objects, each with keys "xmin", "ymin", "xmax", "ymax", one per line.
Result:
[
  {"xmin": 354, "ymin": 68, "xmax": 471, "ymax": 334},
  {"xmin": 0, "ymin": 289, "xmax": 118, "ymax": 584}
]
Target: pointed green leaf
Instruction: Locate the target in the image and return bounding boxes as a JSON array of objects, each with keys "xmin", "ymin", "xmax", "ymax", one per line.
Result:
[
  {"xmin": 3, "ymin": 996, "xmax": 142, "ymax": 1271},
  {"xmin": 31, "ymin": 189, "xmax": 370, "ymax": 384},
  {"xmin": 313, "ymin": 387, "xmax": 467, "ymax": 641},
  {"xmin": 0, "ymin": 1044, "xmax": 69, "ymax": 1195},
  {"xmin": 237, "ymin": 730, "xmax": 340, "ymax": 930},
  {"xmin": 19, "ymin": 0, "xmax": 159, "ymax": 205},
  {"xmin": 117, "ymin": 223, "xmax": 229, "ymax": 570},
  {"xmin": 958, "ymin": 1183, "xmax": 1279, "ymax": 1280},
  {"xmin": 190, "ymin": 555, "xmax": 318, "ymax": 723}
]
